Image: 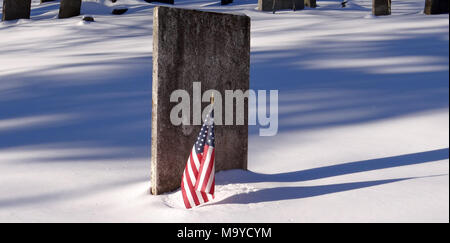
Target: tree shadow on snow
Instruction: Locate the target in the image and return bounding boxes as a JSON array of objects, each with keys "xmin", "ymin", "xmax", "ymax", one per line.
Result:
[
  {"xmin": 212, "ymin": 148, "xmax": 449, "ymax": 204},
  {"xmin": 213, "ymin": 178, "xmax": 411, "ymax": 205},
  {"xmin": 0, "ymin": 175, "xmax": 147, "ymax": 209},
  {"xmin": 248, "ymin": 28, "xmax": 449, "ymax": 135}
]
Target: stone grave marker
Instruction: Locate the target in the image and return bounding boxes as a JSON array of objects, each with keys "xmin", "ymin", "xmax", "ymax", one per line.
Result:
[
  {"xmin": 424, "ymin": 0, "xmax": 449, "ymax": 15},
  {"xmin": 372, "ymin": 0, "xmax": 391, "ymax": 16},
  {"xmin": 58, "ymin": 0, "xmax": 82, "ymax": 19},
  {"xmin": 151, "ymin": 6, "xmax": 250, "ymax": 195},
  {"xmin": 258, "ymin": 0, "xmax": 305, "ymax": 12},
  {"xmin": 305, "ymin": 0, "xmax": 317, "ymax": 8},
  {"xmin": 2, "ymin": 0, "xmax": 31, "ymax": 21},
  {"xmin": 145, "ymin": 0, "xmax": 175, "ymax": 4},
  {"xmin": 221, "ymin": 0, "xmax": 234, "ymax": 5}
]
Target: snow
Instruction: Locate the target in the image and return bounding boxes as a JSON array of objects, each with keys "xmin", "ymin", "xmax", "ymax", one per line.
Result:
[{"xmin": 0, "ymin": 0, "xmax": 448, "ymax": 222}]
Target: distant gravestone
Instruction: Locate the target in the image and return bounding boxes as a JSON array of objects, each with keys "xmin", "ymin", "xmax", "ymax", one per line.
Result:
[
  {"xmin": 372, "ymin": 0, "xmax": 391, "ymax": 16},
  {"xmin": 221, "ymin": 0, "xmax": 233, "ymax": 5},
  {"xmin": 144, "ymin": 0, "xmax": 175, "ymax": 4},
  {"xmin": 151, "ymin": 6, "xmax": 250, "ymax": 195},
  {"xmin": 258, "ymin": 0, "xmax": 305, "ymax": 12},
  {"xmin": 58, "ymin": 0, "xmax": 82, "ymax": 19},
  {"xmin": 305, "ymin": 0, "xmax": 317, "ymax": 8},
  {"xmin": 424, "ymin": 0, "xmax": 449, "ymax": 15},
  {"xmin": 112, "ymin": 8, "xmax": 128, "ymax": 15},
  {"xmin": 2, "ymin": 0, "xmax": 31, "ymax": 21}
]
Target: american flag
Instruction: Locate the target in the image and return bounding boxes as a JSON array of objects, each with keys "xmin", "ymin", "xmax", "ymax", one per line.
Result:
[{"xmin": 181, "ymin": 109, "xmax": 216, "ymax": 209}]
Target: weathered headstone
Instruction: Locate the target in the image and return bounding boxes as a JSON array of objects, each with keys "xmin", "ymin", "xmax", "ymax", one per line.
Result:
[
  {"xmin": 112, "ymin": 8, "xmax": 128, "ymax": 15},
  {"xmin": 424, "ymin": 0, "xmax": 449, "ymax": 15},
  {"xmin": 2, "ymin": 0, "xmax": 31, "ymax": 21},
  {"xmin": 221, "ymin": 0, "xmax": 234, "ymax": 5},
  {"xmin": 305, "ymin": 0, "xmax": 317, "ymax": 8},
  {"xmin": 58, "ymin": 0, "xmax": 82, "ymax": 19},
  {"xmin": 144, "ymin": 0, "xmax": 175, "ymax": 4},
  {"xmin": 372, "ymin": 0, "xmax": 391, "ymax": 16},
  {"xmin": 151, "ymin": 6, "xmax": 250, "ymax": 195},
  {"xmin": 258, "ymin": 0, "xmax": 305, "ymax": 12}
]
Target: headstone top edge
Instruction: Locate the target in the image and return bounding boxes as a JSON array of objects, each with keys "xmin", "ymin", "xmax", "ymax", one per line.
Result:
[{"xmin": 154, "ymin": 5, "xmax": 251, "ymax": 20}]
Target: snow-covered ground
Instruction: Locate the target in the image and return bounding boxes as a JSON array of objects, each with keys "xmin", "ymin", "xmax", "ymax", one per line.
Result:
[{"xmin": 0, "ymin": 0, "xmax": 448, "ymax": 222}]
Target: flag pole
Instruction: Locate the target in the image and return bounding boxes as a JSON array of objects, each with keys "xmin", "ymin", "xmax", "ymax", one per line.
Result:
[{"xmin": 210, "ymin": 92, "xmax": 214, "ymax": 105}]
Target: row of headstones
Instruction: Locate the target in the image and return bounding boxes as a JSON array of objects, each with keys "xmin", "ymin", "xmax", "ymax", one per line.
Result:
[
  {"xmin": 259, "ymin": 0, "xmax": 448, "ymax": 15},
  {"xmin": 372, "ymin": 0, "xmax": 449, "ymax": 15},
  {"xmin": 1, "ymin": 0, "xmax": 234, "ymax": 22},
  {"xmin": 2, "ymin": 0, "xmax": 81, "ymax": 21},
  {"xmin": 3, "ymin": 0, "xmax": 448, "ymax": 22},
  {"xmin": 144, "ymin": 0, "xmax": 234, "ymax": 5}
]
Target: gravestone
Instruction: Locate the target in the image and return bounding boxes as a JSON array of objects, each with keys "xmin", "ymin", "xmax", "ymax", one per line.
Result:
[
  {"xmin": 58, "ymin": 0, "xmax": 82, "ymax": 19},
  {"xmin": 112, "ymin": 8, "xmax": 128, "ymax": 15},
  {"xmin": 2, "ymin": 0, "xmax": 31, "ymax": 21},
  {"xmin": 305, "ymin": 0, "xmax": 317, "ymax": 8},
  {"xmin": 144, "ymin": 0, "xmax": 175, "ymax": 4},
  {"xmin": 258, "ymin": 0, "xmax": 305, "ymax": 12},
  {"xmin": 424, "ymin": 0, "xmax": 449, "ymax": 15},
  {"xmin": 221, "ymin": 0, "xmax": 234, "ymax": 5},
  {"xmin": 372, "ymin": 0, "xmax": 391, "ymax": 16},
  {"xmin": 151, "ymin": 6, "xmax": 250, "ymax": 195}
]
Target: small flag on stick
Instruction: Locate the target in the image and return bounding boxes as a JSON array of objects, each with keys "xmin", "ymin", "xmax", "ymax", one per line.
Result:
[{"xmin": 180, "ymin": 96, "xmax": 216, "ymax": 209}]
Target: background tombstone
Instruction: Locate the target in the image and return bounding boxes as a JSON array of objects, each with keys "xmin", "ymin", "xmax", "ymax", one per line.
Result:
[
  {"xmin": 424, "ymin": 0, "xmax": 449, "ymax": 15},
  {"xmin": 372, "ymin": 0, "xmax": 391, "ymax": 16},
  {"xmin": 221, "ymin": 0, "xmax": 233, "ymax": 5},
  {"xmin": 258, "ymin": 0, "xmax": 305, "ymax": 12},
  {"xmin": 2, "ymin": 0, "xmax": 31, "ymax": 21},
  {"xmin": 305, "ymin": 0, "xmax": 317, "ymax": 8},
  {"xmin": 58, "ymin": 0, "xmax": 82, "ymax": 19},
  {"xmin": 144, "ymin": 0, "xmax": 175, "ymax": 4},
  {"xmin": 151, "ymin": 6, "xmax": 250, "ymax": 195}
]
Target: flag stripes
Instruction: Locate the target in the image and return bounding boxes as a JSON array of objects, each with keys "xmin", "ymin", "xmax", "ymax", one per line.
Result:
[{"xmin": 180, "ymin": 109, "xmax": 215, "ymax": 209}]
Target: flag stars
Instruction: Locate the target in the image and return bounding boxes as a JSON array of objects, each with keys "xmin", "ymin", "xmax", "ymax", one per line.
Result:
[{"xmin": 193, "ymin": 110, "xmax": 215, "ymax": 155}]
